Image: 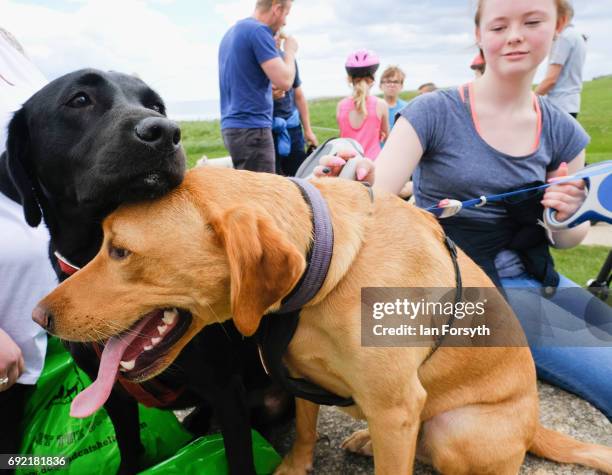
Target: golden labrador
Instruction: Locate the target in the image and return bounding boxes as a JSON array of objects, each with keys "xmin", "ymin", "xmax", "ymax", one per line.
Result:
[{"xmin": 35, "ymin": 167, "xmax": 612, "ymax": 474}]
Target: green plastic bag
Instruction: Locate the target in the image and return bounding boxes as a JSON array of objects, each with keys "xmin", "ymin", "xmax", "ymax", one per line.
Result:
[
  {"xmin": 17, "ymin": 337, "xmax": 283, "ymax": 474},
  {"xmin": 17, "ymin": 337, "xmax": 193, "ymax": 474},
  {"xmin": 140, "ymin": 431, "xmax": 281, "ymax": 475}
]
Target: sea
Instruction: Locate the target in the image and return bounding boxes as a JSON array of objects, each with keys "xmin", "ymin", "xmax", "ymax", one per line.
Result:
[{"xmin": 166, "ymin": 99, "xmax": 220, "ymax": 122}]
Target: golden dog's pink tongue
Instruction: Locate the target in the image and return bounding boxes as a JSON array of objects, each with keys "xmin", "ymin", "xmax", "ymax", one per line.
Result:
[{"xmin": 70, "ymin": 318, "xmax": 150, "ymax": 418}]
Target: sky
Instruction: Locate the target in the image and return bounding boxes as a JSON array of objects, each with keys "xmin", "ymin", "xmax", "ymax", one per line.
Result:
[{"xmin": 2, "ymin": 0, "xmax": 611, "ymax": 116}]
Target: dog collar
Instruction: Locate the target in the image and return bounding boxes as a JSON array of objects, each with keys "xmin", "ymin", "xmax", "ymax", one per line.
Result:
[
  {"xmin": 54, "ymin": 251, "xmax": 81, "ymax": 276},
  {"xmin": 276, "ymin": 177, "xmax": 334, "ymax": 313},
  {"xmin": 256, "ymin": 177, "xmax": 356, "ymax": 407}
]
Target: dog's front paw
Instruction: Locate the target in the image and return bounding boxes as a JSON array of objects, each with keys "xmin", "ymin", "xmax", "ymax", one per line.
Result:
[
  {"xmin": 274, "ymin": 450, "xmax": 314, "ymax": 475},
  {"xmin": 341, "ymin": 429, "xmax": 373, "ymax": 456}
]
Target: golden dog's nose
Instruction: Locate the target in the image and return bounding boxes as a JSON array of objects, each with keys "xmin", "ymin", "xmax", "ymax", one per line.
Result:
[{"xmin": 32, "ymin": 305, "xmax": 52, "ymax": 331}]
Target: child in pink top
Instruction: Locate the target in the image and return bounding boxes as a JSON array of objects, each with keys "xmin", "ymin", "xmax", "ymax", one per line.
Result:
[{"xmin": 336, "ymin": 49, "xmax": 389, "ymax": 159}]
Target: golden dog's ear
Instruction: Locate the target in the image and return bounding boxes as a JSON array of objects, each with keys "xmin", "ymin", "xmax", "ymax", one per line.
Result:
[{"xmin": 213, "ymin": 206, "xmax": 305, "ymax": 336}]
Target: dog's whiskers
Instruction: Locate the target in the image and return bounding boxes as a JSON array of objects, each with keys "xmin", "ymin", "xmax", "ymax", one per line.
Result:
[
  {"xmin": 104, "ymin": 320, "xmax": 150, "ymax": 339},
  {"xmin": 85, "ymin": 324, "xmax": 116, "ymax": 342},
  {"xmin": 90, "ymin": 326, "xmax": 112, "ymax": 342}
]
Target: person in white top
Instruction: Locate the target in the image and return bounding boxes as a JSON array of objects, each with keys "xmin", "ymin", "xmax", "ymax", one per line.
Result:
[{"xmin": 0, "ymin": 27, "xmax": 57, "ymax": 456}]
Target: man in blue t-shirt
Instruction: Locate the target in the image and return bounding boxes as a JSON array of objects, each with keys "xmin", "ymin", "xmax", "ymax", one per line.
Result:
[{"xmin": 218, "ymin": 0, "xmax": 298, "ymax": 172}]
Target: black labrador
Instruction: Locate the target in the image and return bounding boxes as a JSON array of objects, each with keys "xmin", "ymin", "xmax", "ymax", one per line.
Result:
[{"xmin": 0, "ymin": 69, "xmax": 292, "ymax": 474}]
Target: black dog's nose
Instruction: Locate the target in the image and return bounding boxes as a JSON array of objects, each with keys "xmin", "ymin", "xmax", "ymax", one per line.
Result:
[
  {"xmin": 33, "ymin": 305, "xmax": 53, "ymax": 331},
  {"xmin": 135, "ymin": 117, "xmax": 181, "ymax": 151}
]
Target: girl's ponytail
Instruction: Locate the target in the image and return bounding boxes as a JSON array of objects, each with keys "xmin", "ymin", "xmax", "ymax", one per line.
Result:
[{"xmin": 352, "ymin": 78, "xmax": 370, "ymax": 116}]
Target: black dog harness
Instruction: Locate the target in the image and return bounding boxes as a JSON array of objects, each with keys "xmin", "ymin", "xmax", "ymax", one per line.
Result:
[{"xmin": 256, "ymin": 178, "xmax": 463, "ymax": 407}]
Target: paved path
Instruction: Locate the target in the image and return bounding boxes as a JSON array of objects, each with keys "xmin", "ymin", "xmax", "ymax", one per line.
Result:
[{"xmin": 582, "ymin": 222, "xmax": 611, "ymax": 246}]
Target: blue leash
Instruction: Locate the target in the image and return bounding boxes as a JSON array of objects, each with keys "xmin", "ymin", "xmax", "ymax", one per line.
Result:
[
  {"xmin": 303, "ymin": 142, "xmax": 611, "ymax": 229},
  {"xmin": 427, "ymin": 161, "xmax": 612, "ymax": 228}
]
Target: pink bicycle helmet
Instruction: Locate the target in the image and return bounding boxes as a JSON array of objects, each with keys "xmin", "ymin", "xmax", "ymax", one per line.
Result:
[{"xmin": 345, "ymin": 49, "xmax": 380, "ymax": 78}]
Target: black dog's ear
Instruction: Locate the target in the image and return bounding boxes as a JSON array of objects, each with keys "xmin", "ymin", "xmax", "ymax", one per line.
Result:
[{"xmin": 6, "ymin": 108, "xmax": 42, "ymax": 226}]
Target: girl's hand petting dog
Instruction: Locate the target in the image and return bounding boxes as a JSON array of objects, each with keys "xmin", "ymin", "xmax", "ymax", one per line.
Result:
[{"xmin": 313, "ymin": 149, "xmax": 375, "ymax": 183}]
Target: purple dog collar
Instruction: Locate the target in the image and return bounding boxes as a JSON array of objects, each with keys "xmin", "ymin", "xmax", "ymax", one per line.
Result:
[{"xmin": 277, "ymin": 177, "xmax": 334, "ymax": 313}]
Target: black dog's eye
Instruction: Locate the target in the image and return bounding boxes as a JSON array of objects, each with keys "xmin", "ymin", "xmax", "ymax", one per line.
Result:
[
  {"xmin": 109, "ymin": 245, "xmax": 131, "ymax": 260},
  {"xmin": 150, "ymin": 103, "xmax": 164, "ymax": 114},
  {"xmin": 66, "ymin": 93, "xmax": 92, "ymax": 108}
]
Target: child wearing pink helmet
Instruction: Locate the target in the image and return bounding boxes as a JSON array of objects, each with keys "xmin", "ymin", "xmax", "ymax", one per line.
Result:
[{"xmin": 336, "ymin": 49, "xmax": 389, "ymax": 160}]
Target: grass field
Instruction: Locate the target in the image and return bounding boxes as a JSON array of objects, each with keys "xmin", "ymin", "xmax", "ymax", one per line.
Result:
[
  {"xmin": 179, "ymin": 77, "xmax": 611, "ymax": 286},
  {"xmin": 551, "ymin": 245, "xmax": 609, "ymax": 288}
]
